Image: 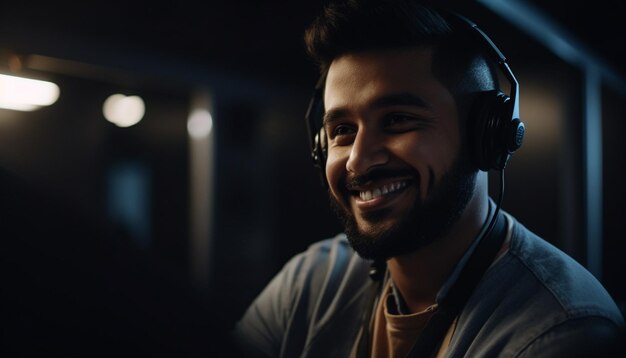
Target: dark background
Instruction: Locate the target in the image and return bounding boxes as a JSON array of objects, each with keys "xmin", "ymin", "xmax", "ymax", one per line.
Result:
[{"xmin": 1, "ymin": 0, "xmax": 624, "ymax": 355}]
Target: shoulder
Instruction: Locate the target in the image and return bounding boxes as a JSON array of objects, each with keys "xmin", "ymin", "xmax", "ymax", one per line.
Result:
[
  {"xmin": 233, "ymin": 234, "xmax": 371, "ymax": 357},
  {"xmin": 281, "ymin": 233, "xmax": 374, "ymax": 318},
  {"xmin": 241, "ymin": 232, "xmax": 364, "ymax": 312},
  {"xmin": 462, "ymin": 215, "xmax": 625, "ymax": 356},
  {"xmin": 281, "ymin": 234, "xmax": 366, "ymax": 287},
  {"xmin": 507, "ymin": 217, "xmax": 623, "ymax": 325}
]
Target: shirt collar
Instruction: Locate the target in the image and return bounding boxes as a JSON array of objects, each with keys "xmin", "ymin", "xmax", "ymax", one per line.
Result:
[
  {"xmin": 435, "ymin": 199, "xmax": 495, "ymax": 303},
  {"xmin": 387, "ymin": 199, "xmax": 500, "ymax": 313}
]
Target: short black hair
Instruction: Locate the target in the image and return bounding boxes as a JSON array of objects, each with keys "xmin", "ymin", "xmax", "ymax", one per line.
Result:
[{"xmin": 304, "ymin": 0, "xmax": 498, "ymax": 102}]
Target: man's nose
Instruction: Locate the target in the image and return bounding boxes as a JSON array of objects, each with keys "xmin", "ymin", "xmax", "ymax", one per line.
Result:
[{"xmin": 345, "ymin": 129, "xmax": 389, "ymax": 175}]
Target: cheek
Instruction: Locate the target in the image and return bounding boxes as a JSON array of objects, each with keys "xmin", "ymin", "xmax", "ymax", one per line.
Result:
[
  {"xmin": 389, "ymin": 134, "xmax": 459, "ymax": 195},
  {"xmin": 430, "ymin": 132, "xmax": 461, "ymax": 172},
  {"xmin": 405, "ymin": 140, "xmax": 456, "ymax": 171},
  {"xmin": 325, "ymin": 150, "xmax": 347, "ymax": 200}
]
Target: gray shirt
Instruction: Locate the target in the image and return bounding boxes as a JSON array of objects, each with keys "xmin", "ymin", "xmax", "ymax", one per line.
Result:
[{"xmin": 234, "ymin": 214, "xmax": 624, "ymax": 357}]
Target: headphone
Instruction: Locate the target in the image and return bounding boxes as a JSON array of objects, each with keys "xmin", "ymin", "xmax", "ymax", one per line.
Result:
[{"xmin": 304, "ymin": 11, "xmax": 525, "ymax": 184}]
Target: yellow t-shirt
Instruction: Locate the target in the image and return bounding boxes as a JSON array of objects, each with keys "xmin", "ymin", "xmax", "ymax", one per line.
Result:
[
  {"xmin": 369, "ymin": 280, "xmax": 456, "ymax": 358},
  {"xmin": 352, "ymin": 215, "xmax": 512, "ymax": 358},
  {"xmin": 368, "ymin": 219, "xmax": 511, "ymax": 358}
]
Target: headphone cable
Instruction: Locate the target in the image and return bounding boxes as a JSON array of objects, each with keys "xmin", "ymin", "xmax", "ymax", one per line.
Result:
[{"xmin": 483, "ymin": 169, "xmax": 505, "ymax": 243}]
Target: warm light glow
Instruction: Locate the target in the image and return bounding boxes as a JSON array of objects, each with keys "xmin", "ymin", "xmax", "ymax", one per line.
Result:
[
  {"xmin": 103, "ymin": 94, "xmax": 145, "ymax": 127},
  {"xmin": 0, "ymin": 74, "xmax": 60, "ymax": 111},
  {"xmin": 187, "ymin": 109, "xmax": 213, "ymax": 139}
]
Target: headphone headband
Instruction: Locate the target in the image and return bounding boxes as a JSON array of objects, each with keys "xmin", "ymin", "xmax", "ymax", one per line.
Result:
[{"xmin": 448, "ymin": 13, "xmax": 520, "ymax": 121}]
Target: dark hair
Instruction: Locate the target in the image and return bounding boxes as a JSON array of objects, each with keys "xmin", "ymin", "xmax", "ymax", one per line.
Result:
[{"xmin": 304, "ymin": 0, "xmax": 498, "ymax": 102}]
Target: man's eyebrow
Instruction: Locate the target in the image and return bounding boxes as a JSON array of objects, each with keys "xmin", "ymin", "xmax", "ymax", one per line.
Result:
[
  {"xmin": 322, "ymin": 108, "xmax": 349, "ymax": 126},
  {"xmin": 370, "ymin": 92, "xmax": 431, "ymax": 110},
  {"xmin": 322, "ymin": 92, "xmax": 431, "ymax": 126}
]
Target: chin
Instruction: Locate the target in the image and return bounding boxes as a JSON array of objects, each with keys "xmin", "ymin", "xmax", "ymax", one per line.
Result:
[{"xmin": 329, "ymin": 164, "xmax": 476, "ymax": 262}]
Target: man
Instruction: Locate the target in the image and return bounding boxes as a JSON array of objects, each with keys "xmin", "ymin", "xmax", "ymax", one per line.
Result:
[{"xmin": 234, "ymin": 1, "xmax": 624, "ymax": 357}]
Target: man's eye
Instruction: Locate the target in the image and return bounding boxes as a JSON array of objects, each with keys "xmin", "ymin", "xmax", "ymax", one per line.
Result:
[
  {"xmin": 386, "ymin": 114, "xmax": 413, "ymax": 125},
  {"xmin": 332, "ymin": 125, "xmax": 354, "ymax": 137},
  {"xmin": 384, "ymin": 114, "xmax": 424, "ymax": 131},
  {"xmin": 328, "ymin": 124, "xmax": 356, "ymax": 145}
]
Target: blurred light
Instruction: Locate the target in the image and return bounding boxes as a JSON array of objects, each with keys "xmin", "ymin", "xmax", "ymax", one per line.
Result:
[
  {"xmin": 188, "ymin": 89, "xmax": 215, "ymax": 288},
  {"xmin": 187, "ymin": 108, "xmax": 213, "ymax": 139},
  {"xmin": 0, "ymin": 73, "xmax": 60, "ymax": 111},
  {"xmin": 103, "ymin": 94, "xmax": 145, "ymax": 127},
  {"xmin": 107, "ymin": 161, "xmax": 151, "ymax": 248}
]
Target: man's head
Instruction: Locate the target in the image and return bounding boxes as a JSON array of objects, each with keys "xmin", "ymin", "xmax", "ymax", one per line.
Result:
[
  {"xmin": 304, "ymin": 0, "xmax": 503, "ymax": 261},
  {"xmin": 304, "ymin": 0, "xmax": 498, "ymax": 111}
]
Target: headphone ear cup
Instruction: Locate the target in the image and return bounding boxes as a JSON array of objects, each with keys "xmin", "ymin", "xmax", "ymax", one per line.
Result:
[
  {"xmin": 313, "ymin": 126, "xmax": 328, "ymax": 187},
  {"xmin": 313, "ymin": 126, "xmax": 328, "ymax": 170},
  {"xmin": 471, "ymin": 90, "xmax": 519, "ymax": 171}
]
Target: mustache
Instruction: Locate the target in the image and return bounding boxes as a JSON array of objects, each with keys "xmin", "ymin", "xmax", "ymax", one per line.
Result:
[{"xmin": 345, "ymin": 167, "xmax": 419, "ymax": 190}]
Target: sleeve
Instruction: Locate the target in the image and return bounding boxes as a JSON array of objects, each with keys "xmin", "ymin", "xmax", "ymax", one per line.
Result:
[
  {"xmin": 516, "ymin": 316, "xmax": 625, "ymax": 357},
  {"xmin": 232, "ymin": 252, "xmax": 307, "ymax": 358}
]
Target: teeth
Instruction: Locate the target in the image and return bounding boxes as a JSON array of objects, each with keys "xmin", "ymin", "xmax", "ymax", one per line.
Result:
[{"xmin": 359, "ymin": 181, "xmax": 407, "ymax": 201}]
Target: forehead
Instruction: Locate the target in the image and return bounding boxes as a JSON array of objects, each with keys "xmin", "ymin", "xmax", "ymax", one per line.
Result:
[{"xmin": 324, "ymin": 48, "xmax": 454, "ymax": 111}]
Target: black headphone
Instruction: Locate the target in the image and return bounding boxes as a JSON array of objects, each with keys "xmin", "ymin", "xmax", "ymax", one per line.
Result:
[{"xmin": 304, "ymin": 12, "xmax": 525, "ymax": 184}]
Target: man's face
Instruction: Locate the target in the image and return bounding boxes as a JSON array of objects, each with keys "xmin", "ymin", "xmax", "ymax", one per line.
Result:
[{"xmin": 323, "ymin": 48, "xmax": 477, "ymax": 261}]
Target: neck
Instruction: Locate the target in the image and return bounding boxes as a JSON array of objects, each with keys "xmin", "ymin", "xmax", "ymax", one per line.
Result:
[{"xmin": 386, "ymin": 188, "xmax": 489, "ymax": 313}]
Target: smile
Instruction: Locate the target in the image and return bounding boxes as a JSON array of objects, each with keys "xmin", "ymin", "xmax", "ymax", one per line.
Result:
[
  {"xmin": 358, "ymin": 180, "xmax": 409, "ymax": 201},
  {"xmin": 349, "ymin": 178, "xmax": 415, "ymax": 214}
]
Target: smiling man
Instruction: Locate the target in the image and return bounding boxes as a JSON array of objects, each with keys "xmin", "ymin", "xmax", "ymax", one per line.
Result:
[
  {"xmin": 323, "ymin": 48, "xmax": 481, "ymax": 268},
  {"xmin": 233, "ymin": 1, "xmax": 624, "ymax": 357}
]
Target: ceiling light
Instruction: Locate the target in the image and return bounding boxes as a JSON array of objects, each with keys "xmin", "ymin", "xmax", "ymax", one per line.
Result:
[
  {"xmin": 0, "ymin": 73, "xmax": 60, "ymax": 111},
  {"xmin": 103, "ymin": 94, "xmax": 145, "ymax": 127},
  {"xmin": 187, "ymin": 109, "xmax": 213, "ymax": 139}
]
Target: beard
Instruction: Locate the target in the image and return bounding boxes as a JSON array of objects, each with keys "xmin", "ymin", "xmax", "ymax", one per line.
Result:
[{"xmin": 329, "ymin": 154, "xmax": 477, "ymax": 262}]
